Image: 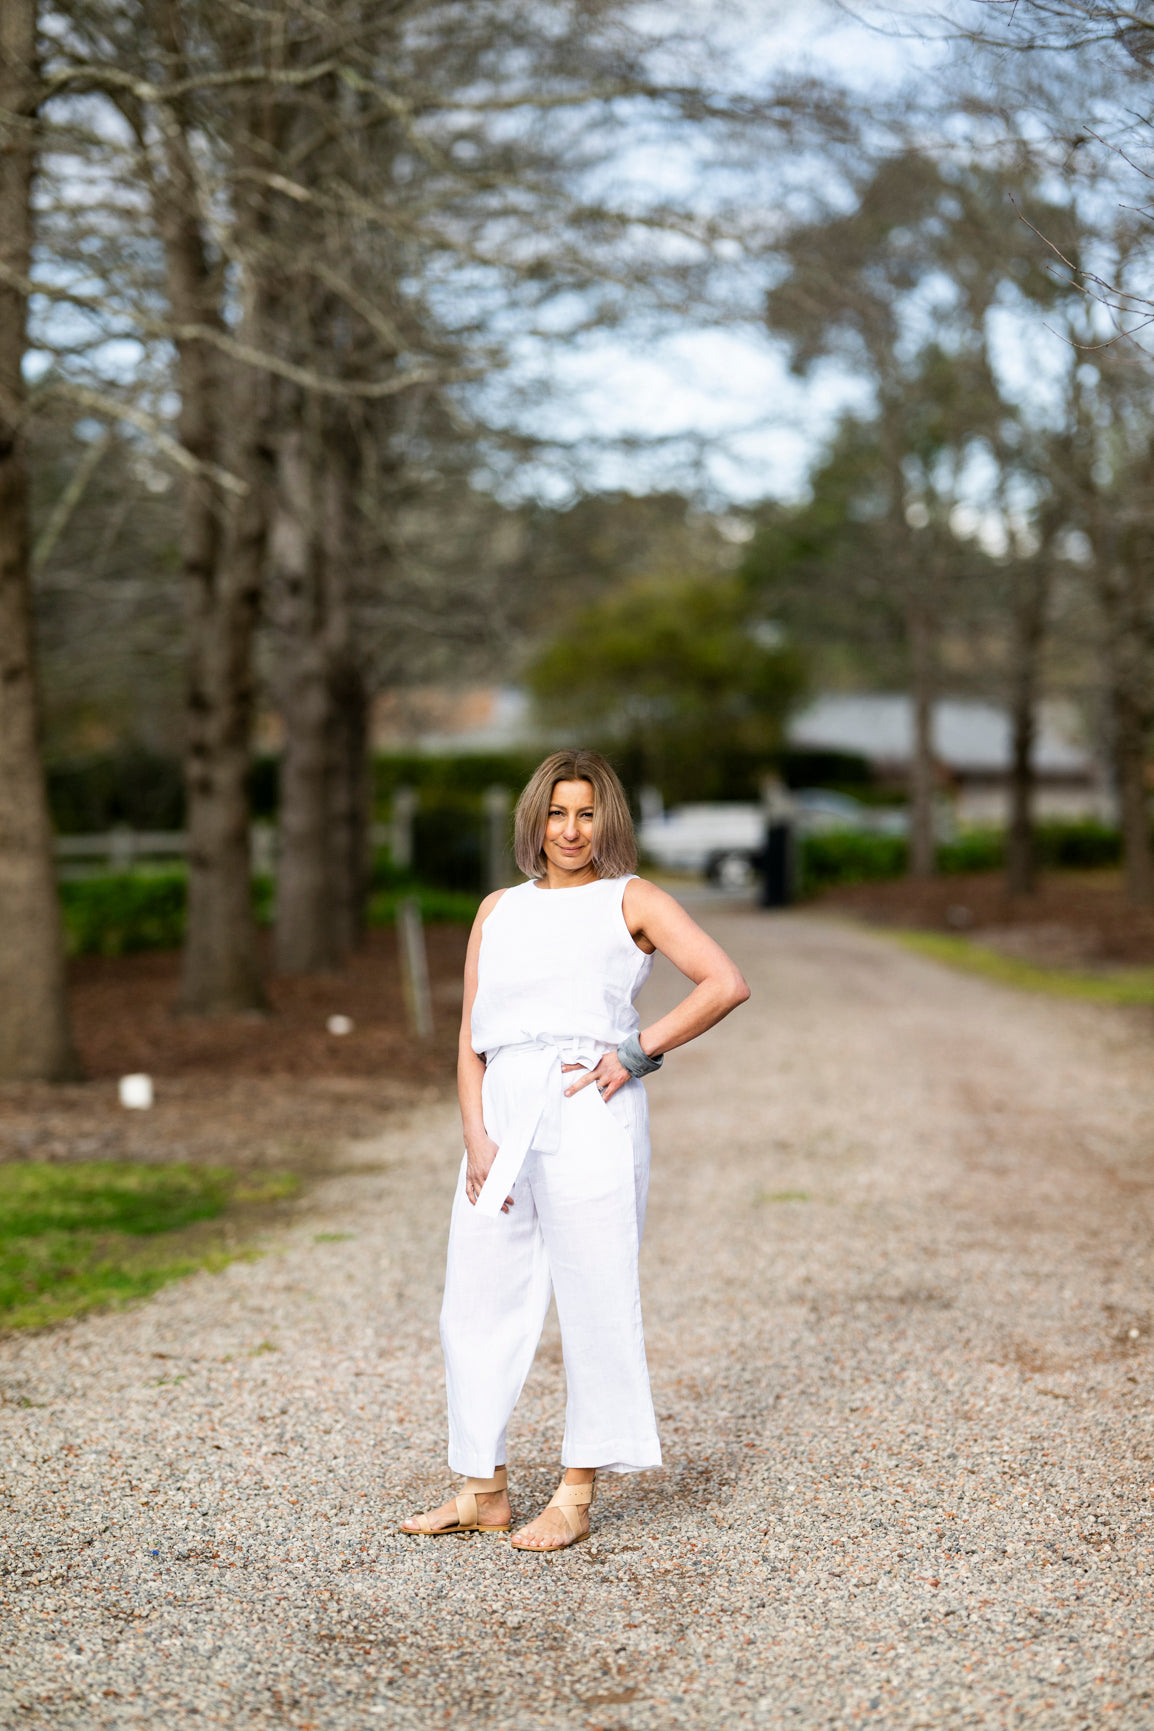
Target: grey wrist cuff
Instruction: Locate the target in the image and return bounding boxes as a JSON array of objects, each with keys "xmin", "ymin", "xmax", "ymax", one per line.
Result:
[{"xmin": 616, "ymin": 1032, "xmax": 663, "ymax": 1077}]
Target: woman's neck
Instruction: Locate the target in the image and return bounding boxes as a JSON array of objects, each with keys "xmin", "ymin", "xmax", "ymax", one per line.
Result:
[{"xmin": 538, "ymin": 863, "xmax": 599, "ymax": 890}]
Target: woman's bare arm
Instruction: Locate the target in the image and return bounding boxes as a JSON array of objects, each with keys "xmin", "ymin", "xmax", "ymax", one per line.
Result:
[
  {"xmin": 626, "ymin": 877, "xmax": 750, "ymax": 1055},
  {"xmin": 564, "ymin": 878, "xmax": 749, "ymax": 1101},
  {"xmin": 458, "ymin": 889, "xmax": 513, "ymax": 1209}
]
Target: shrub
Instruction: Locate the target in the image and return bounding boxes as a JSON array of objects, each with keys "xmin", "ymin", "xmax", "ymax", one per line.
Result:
[
  {"xmin": 1035, "ymin": 820, "xmax": 1123, "ymax": 869},
  {"xmin": 800, "ymin": 830, "xmax": 907, "ymax": 890},
  {"xmin": 368, "ymin": 886, "xmax": 482, "ymax": 925},
  {"xmin": 60, "ymin": 867, "xmax": 478, "ymax": 958},
  {"xmin": 937, "ymin": 830, "xmax": 1005, "ymax": 873},
  {"xmin": 60, "ymin": 872, "xmax": 188, "ymax": 957},
  {"xmin": 47, "ymin": 750, "xmax": 186, "ymax": 834}
]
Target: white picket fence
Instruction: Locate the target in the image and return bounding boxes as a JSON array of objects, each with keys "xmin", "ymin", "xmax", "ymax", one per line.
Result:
[
  {"xmin": 54, "ymin": 788, "xmax": 513, "ymax": 890},
  {"xmin": 53, "ymin": 823, "xmax": 392, "ymax": 880}
]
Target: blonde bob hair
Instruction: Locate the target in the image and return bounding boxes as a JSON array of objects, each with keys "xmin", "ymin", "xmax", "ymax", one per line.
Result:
[{"xmin": 513, "ymin": 750, "xmax": 638, "ymax": 881}]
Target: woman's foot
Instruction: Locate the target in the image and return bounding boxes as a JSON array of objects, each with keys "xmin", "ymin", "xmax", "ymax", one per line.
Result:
[
  {"xmin": 510, "ymin": 1471, "xmax": 595, "ymax": 1551},
  {"xmin": 400, "ymin": 1469, "xmax": 511, "ymax": 1535}
]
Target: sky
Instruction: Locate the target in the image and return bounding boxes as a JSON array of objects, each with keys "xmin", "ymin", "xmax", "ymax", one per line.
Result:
[{"xmin": 507, "ymin": 1, "xmax": 935, "ymax": 507}]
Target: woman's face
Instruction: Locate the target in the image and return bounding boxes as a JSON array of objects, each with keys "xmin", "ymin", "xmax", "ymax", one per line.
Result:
[{"xmin": 542, "ymin": 779, "xmax": 596, "ymax": 877}]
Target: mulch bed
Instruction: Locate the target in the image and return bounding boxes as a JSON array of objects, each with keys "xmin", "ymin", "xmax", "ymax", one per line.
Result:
[
  {"xmin": 813, "ymin": 868, "xmax": 1154, "ymax": 967},
  {"xmin": 0, "ymin": 925, "xmax": 469, "ymax": 1172}
]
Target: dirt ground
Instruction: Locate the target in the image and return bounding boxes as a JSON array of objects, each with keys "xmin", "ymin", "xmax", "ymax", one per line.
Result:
[
  {"xmin": 816, "ymin": 867, "xmax": 1154, "ymax": 968},
  {"xmin": 0, "ymin": 927, "xmax": 467, "ymax": 1173},
  {"xmin": 3, "ymin": 906, "xmax": 1153, "ymax": 1729}
]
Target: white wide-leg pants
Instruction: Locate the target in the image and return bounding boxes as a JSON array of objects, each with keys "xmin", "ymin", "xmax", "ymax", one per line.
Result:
[{"xmin": 439, "ymin": 1051, "xmax": 663, "ymax": 1477}]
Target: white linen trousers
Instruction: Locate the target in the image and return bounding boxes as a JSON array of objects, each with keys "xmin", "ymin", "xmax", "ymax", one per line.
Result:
[{"xmin": 439, "ymin": 875, "xmax": 663, "ymax": 1478}]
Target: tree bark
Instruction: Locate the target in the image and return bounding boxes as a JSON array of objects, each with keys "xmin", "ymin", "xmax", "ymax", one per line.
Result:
[
  {"xmin": 1094, "ymin": 519, "xmax": 1154, "ymax": 909},
  {"xmin": 907, "ymin": 597, "xmax": 936, "ymax": 879},
  {"xmin": 328, "ymin": 651, "xmax": 371, "ymax": 957},
  {"xmin": 322, "ymin": 428, "xmax": 371, "ymax": 956},
  {"xmin": 1005, "ymin": 559, "xmax": 1050, "ymax": 898},
  {"xmin": 1102, "ymin": 555, "xmax": 1154, "ymax": 908},
  {"xmin": 271, "ymin": 408, "xmax": 336, "ymax": 975},
  {"xmin": 180, "ymin": 393, "xmax": 271, "ymax": 1012},
  {"xmin": 272, "ymin": 406, "xmax": 370, "ymax": 973},
  {"xmin": 146, "ymin": 0, "xmax": 268, "ymax": 1012},
  {"xmin": 0, "ymin": 0, "xmax": 78, "ymax": 1080},
  {"xmin": 1113, "ymin": 680, "xmax": 1154, "ymax": 907}
]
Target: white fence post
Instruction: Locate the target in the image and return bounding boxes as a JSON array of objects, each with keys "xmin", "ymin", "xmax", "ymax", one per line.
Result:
[
  {"xmin": 483, "ymin": 785, "xmax": 512, "ymax": 893},
  {"xmin": 397, "ymin": 895, "xmax": 434, "ymax": 1038},
  {"xmin": 389, "ymin": 786, "xmax": 417, "ymax": 872}
]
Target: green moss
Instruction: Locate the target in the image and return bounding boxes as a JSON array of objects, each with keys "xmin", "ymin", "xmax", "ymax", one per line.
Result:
[
  {"xmin": 0, "ymin": 1162, "xmax": 298, "ymax": 1331},
  {"xmin": 892, "ymin": 930, "xmax": 1154, "ymax": 1005}
]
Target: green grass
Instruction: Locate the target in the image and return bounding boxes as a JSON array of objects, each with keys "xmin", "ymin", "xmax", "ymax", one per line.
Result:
[
  {"xmin": 893, "ymin": 929, "xmax": 1154, "ymax": 1006},
  {"xmin": 0, "ymin": 1162, "xmax": 298, "ymax": 1330}
]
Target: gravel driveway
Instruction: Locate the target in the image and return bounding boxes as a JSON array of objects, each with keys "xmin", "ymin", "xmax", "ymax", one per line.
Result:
[{"xmin": 3, "ymin": 908, "xmax": 1153, "ymax": 1730}]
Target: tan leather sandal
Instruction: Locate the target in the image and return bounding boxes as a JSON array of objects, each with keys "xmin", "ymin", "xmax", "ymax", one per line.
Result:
[
  {"xmin": 510, "ymin": 1475, "xmax": 595, "ymax": 1552},
  {"xmin": 399, "ymin": 1467, "xmax": 511, "ymax": 1536}
]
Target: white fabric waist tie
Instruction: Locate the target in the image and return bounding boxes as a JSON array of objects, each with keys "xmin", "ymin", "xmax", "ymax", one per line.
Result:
[{"xmin": 473, "ymin": 1039, "xmax": 611, "ymax": 1218}]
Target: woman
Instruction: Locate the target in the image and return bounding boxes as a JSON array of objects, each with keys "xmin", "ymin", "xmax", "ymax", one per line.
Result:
[{"xmin": 401, "ymin": 750, "xmax": 750, "ymax": 1552}]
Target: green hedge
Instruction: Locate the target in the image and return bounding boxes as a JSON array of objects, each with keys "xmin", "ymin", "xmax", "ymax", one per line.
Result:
[
  {"xmin": 368, "ymin": 886, "xmax": 482, "ymax": 925},
  {"xmin": 936, "ymin": 831, "xmax": 1005, "ymax": 873},
  {"xmin": 799, "ymin": 831, "xmax": 907, "ymax": 890},
  {"xmin": 1036, "ymin": 820, "xmax": 1122, "ymax": 869},
  {"xmin": 60, "ymin": 872, "xmax": 188, "ymax": 957},
  {"xmin": 60, "ymin": 868, "xmax": 478, "ymax": 958},
  {"xmin": 800, "ymin": 820, "xmax": 1128, "ymax": 893}
]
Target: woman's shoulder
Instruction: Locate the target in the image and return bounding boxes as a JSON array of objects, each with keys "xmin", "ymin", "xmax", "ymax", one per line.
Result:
[
  {"xmin": 475, "ymin": 879, "xmax": 534, "ymax": 925},
  {"xmin": 621, "ymin": 874, "xmax": 682, "ymax": 928},
  {"xmin": 475, "ymin": 885, "xmax": 513, "ymax": 927},
  {"xmin": 620, "ymin": 873, "xmax": 667, "ymax": 907}
]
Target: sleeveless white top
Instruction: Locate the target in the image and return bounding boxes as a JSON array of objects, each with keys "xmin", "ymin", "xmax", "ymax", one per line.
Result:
[{"xmin": 471, "ymin": 874, "xmax": 653, "ymax": 1065}]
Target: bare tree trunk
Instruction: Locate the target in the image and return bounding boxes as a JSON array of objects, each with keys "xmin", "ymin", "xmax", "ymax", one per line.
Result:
[
  {"xmin": 328, "ymin": 653, "xmax": 371, "ymax": 955},
  {"xmin": 271, "ymin": 407, "xmax": 337, "ymax": 975},
  {"xmin": 143, "ymin": 0, "xmax": 267, "ymax": 1013},
  {"xmin": 1005, "ymin": 560, "xmax": 1050, "ymax": 898},
  {"xmin": 1096, "ymin": 535, "xmax": 1154, "ymax": 909},
  {"xmin": 907, "ymin": 597, "xmax": 936, "ymax": 879},
  {"xmin": 181, "ymin": 400, "xmax": 270, "ymax": 1011},
  {"xmin": 273, "ymin": 407, "xmax": 370, "ymax": 972},
  {"xmin": 1113, "ymin": 682, "xmax": 1154, "ymax": 906},
  {"xmin": 323, "ymin": 428, "xmax": 371, "ymax": 956},
  {"xmin": 0, "ymin": 0, "xmax": 78, "ymax": 1081}
]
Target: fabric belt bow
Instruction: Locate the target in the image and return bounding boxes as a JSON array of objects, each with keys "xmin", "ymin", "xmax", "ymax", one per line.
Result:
[{"xmin": 473, "ymin": 1044, "xmax": 565, "ymax": 1217}]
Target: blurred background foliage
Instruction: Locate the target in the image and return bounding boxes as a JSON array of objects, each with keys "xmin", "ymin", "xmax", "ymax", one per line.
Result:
[
  {"xmin": 525, "ymin": 574, "xmax": 808, "ymax": 803},
  {"xmin": 5, "ymin": 0, "xmax": 1154, "ymax": 1064}
]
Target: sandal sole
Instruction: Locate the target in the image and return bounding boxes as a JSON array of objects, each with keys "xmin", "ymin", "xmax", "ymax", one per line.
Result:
[{"xmin": 398, "ymin": 1524, "xmax": 511, "ymax": 1537}]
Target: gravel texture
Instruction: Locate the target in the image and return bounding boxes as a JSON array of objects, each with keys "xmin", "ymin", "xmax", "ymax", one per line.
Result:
[{"xmin": 2, "ymin": 906, "xmax": 1153, "ymax": 1730}]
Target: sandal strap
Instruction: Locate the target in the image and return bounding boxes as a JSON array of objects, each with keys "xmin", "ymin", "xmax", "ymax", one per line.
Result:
[
  {"xmin": 455, "ymin": 1467, "xmax": 508, "ymax": 1529},
  {"xmin": 462, "ymin": 1467, "xmax": 507, "ymax": 1494},
  {"xmin": 546, "ymin": 1477, "xmax": 595, "ymax": 1535}
]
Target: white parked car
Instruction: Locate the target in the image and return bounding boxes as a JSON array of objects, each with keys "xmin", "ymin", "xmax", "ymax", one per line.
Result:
[
  {"xmin": 791, "ymin": 790, "xmax": 908, "ymax": 837},
  {"xmin": 638, "ymin": 803, "xmax": 765, "ymax": 884},
  {"xmin": 638, "ymin": 792, "xmax": 908, "ymax": 886}
]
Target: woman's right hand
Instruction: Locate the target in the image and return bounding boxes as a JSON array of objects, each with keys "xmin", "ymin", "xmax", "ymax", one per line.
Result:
[{"xmin": 465, "ymin": 1131, "xmax": 513, "ymax": 1213}]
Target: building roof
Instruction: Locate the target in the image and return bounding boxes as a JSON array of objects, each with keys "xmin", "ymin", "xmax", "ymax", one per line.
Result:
[{"xmin": 788, "ymin": 695, "xmax": 1092, "ymax": 776}]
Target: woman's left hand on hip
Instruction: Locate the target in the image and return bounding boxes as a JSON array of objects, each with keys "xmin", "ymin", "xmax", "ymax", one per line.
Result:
[{"xmin": 563, "ymin": 1051, "xmax": 630, "ymax": 1103}]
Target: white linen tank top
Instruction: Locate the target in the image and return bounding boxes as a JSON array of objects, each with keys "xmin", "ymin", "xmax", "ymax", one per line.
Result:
[{"xmin": 470, "ymin": 875, "xmax": 653, "ymax": 1065}]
